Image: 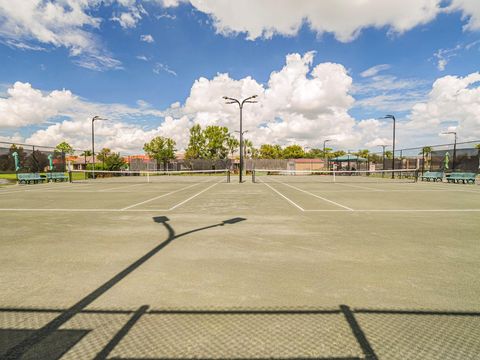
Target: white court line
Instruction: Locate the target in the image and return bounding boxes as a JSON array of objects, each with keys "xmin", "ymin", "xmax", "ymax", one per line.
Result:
[
  {"xmin": 120, "ymin": 182, "xmax": 203, "ymax": 210},
  {"xmin": 262, "ymin": 182, "xmax": 305, "ymax": 212},
  {"xmin": 0, "ymin": 208, "xmax": 479, "ymax": 213},
  {"xmin": 277, "ymin": 181, "xmax": 354, "ymax": 211},
  {"xmin": 305, "ymin": 209, "xmax": 480, "ymax": 212},
  {"xmin": 98, "ymin": 183, "xmax": 146, "ymax": 192},
  {"xmin": 336, "ymin": 183, "xmax": 385, "ymax": 192},
  {"xmin": 168, "ymin": 181, "xmax": 220, "ymax": 210}
]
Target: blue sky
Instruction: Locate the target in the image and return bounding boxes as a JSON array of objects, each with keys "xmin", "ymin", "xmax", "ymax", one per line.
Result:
[{"xmin": 0, "ymin": 0, "xmax": 479, "ymax": 153}]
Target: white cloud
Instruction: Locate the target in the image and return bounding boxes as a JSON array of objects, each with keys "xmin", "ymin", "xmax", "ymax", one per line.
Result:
[
  {"xmin": 0, "ymin": 0, "xmax": 122, "ymax": 71},
  {"xmin": 136, "ymin": 55, "xmax": 149, "ymax": 61},
  {"xmin": 449, "ymin": 0, "xmax": 480, "ymax": 31},
  {"xmin": 185, "ymin": 0, "xmax": 442, "ymax": 41},
  {"xmin": 153, "ymin": 63, "xmax": 177, "ymax": 76},
  {"xmin": 140, "ymin": 34, "xmax": 155, "ymax": 43},
  {"xmin": 3, "ymin": 54, "xmax": 480, "ymax": 154},
  {"xmin": 0, "ymin": 82, "xmax": 76, "ymax": 128},
  {"xmin": 433, "ymin": 40, "xmax": 480, "ymax": 71},
  {"xmin": 360, "ymin": 64, "xmax": 391, "ymax": 78},
  {"xmin": 407, "ymin": 72, "xmax": 480, "ymax": 140},
  {"xmin": 0, "ymin": 81, "xmax": 182, "ymax": 153}
]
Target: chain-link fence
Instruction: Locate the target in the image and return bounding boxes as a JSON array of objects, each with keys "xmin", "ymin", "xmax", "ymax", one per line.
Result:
[
  {"xmin": 0, "ymin": 142, "xmax": 68, "ymax": 174},
  {"xmin": 1, "ymin": 305, "xmax": 479, "ymax": 359},
  {"xmin": 369, "ymin": 140, "xmax": 480, "ymax": 173}
]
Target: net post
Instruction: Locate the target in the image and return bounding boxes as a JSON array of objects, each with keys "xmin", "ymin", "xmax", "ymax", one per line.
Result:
[
  {"xmin": 226, "ymin": 169, "xmax": 230, "ymax": 183},
  {"xmin": 68, "ymin": 169, "xmax": 72, "ymax": 183},
  {"xmin": 147, "ymin": 171, "xmax": 150, "ymax": 183},
  {"xmin": 333, "ymin": 170, "xmax": 336, "ymax": 183},
  {"xmin": 252, "ymin": 170, "xmax": 256, "ymax": 183}
]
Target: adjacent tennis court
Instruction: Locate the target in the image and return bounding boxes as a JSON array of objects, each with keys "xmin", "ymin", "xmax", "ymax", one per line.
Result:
[{"xmin": 1, "ymin": 170, "xmax": 479, "ymax": 359}]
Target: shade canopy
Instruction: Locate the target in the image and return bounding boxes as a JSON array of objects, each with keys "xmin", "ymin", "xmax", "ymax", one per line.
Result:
[{"xmin": 330, "ymin": 154, "xmax": 367, "ymax": 162}]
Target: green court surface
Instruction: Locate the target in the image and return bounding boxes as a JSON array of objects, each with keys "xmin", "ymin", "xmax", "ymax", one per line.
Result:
[{"xmin": 0, "ymin": 177, "xmax": 479, "ymax": 359}]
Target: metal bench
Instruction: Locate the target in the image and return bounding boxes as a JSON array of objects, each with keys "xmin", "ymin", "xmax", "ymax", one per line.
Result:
[
  {"xmin": 420, "ymin": 171, "xmax": 443, "ymax": 182},
  {"xmin": 17, "ymin": 173, "xmax": 45, "ymax": 184},
  {"xmin": 446, "ymin": 172, "xmax": 477, "ymax": 184},
  {"xmin": 47, "ymin": 172, "xmax": 68, "ymax": 182}
]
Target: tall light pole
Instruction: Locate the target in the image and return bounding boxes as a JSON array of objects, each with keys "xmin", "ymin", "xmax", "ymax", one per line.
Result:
[
  {"xmin": 223, "ymin": 95, "xmax": 258, "ymax": 183},
  {"xmin": 378, "ymin": 144, "xmax": 389, "ymax": 177},
  {"xmin": 442, "ymin": 131, "xmax": 457, "ymax": 170},
  {"xmin": 323, "ymin": 139, "xmax": 331, "ymax": 170},
  {"xmin": 91, "ymin": 116, "xmax": 108, "ymax": 179},
  {"xmin": 381, "ymin": 115, "xmax": 396, "ymax": 178}
]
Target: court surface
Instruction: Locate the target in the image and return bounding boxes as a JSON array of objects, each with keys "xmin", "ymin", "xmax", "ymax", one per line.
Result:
[{"xmin": 0, "ymin": 176, "xmax": 479, "ymax": 359}]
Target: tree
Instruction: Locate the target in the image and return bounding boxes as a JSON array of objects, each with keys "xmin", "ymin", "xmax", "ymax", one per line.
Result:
[
  {"xmin": 385, "ymin": 150, "xmax": 393, "ymax": 160},
  {"xmin": 185, "ymin": 124, "xmax": 206, "ymax": 159},
  {"xmin": 226, "ymin": 136, "xmax": 239, "ymax": 158},
  {"xmin": 305, "ymin": 148, "xmax": 323, "ymax": 158},
  {"xmin": 332, "ymin": 150, "xmax": 346, "ymax": 158},
  {"xmin": 282, "ymin": 145, "xmax": 305, "ymax": 159},
  {"xmin": 97, "ymin": 148, "xmax": 111, "ymax": 163},
  {"xmin": 243, "ymin": 139, "xmax": 254, "ymax": 158},
  {"xmin": 356, "ymin": 149, "xmax": 370, "ymax": 159},
  {"xmin": 203, "ymin": 125, "xmax": 230, "ymax": 160},
  {"xmin": 420, "ymin": 146, "xmax": 433, "ymax": 170},
  {"xmin": 80, "ymin": 150, "xmax": 92, "ymax": 156},
  {"xmin": 476, "ymin": 144, "xmax": 480, "ymax": 150},
  {"xmin": 259, "ymin": 144, "xmax": 283, "ymax": 159},
  {"xmin": 143, "ymin": 136, "xmax": 176, "ymax": 170},
  {"xmin": 55, "ymin": 141, "xmax": 74, "ymax": 155},
  {"xmin": 104, "ymin": 152, "xmax": 126, "ymax": 171}
]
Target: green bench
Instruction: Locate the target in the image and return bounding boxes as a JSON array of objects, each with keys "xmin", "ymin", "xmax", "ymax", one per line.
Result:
[
  {"xmin": 420, "ymin": 171, "xmax": 443, "ymax": 182},
  {"xmin": 47, "ymin": 172, "xmax": 68, "ymax": 182},
  {"xmin": 17, "ymin": 173, "xmax": 45, "ymax": 184},
  {"xmin": 446, "ymin": 172, "xmax": 477, "ymax": 184}
]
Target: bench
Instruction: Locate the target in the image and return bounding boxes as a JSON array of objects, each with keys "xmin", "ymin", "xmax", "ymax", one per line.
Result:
[
  {"xmin": 17, "ymin": 173, "xmax": 45, "ymax": 184},
  {"xmin": 420, "ymin": 171, "xmax": 443, "ymax": 182},
  {"xmin": 47, "ymin": 172, "xmax": 68, "ymax": 182},
  {"xmin": 446, "ymin": 172, "xmax": 477, "ymax": 184}
]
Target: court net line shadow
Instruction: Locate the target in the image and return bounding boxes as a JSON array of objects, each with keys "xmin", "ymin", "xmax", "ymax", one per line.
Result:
[
  {"xmin": 2, "ymin": 305, "xmax": 480, "ymax": 360},
  {"xmin": 2, "ymin": 216, "xmax": 246, "ymax": 360}
]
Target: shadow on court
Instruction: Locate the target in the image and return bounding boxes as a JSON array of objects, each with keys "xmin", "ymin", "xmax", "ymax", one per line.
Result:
[{"xmin": 1, "ymin": 216, "xmax": 247, "ymax": 360}]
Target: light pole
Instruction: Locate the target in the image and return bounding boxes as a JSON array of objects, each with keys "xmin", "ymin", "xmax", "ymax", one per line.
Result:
[
  {"xmin": 378, "ymin": 145, "xmax": 388, "ymax": 177},
  {"xmin": 381, "ymin": 115, "xmax": 396, "ymax": 178},
  {"xmin": 223, "ymin": 95, "xmax": 258, "ymax": 183},
  {"xmin": 91, "ymin": 116, "xmax": 108, "ymax": 179},
  {"xmin": 442, "ymin": 131, "xmax": 457, "ymax": 170},
  {"xmin": 323, "ymin": 139, "xmax": 331, "ymax": 170}
]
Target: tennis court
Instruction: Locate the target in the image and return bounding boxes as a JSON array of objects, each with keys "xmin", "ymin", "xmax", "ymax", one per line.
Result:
[{"xmin": 1, "ymin": 170, "xmax": 479, "ymax": 359}]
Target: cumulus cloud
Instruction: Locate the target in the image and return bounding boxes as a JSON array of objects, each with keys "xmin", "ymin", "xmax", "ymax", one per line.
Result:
[
  {"xmin": 0, "ymin": 82, "xmax": 76, "ymax": 128},
  {"xmin": 0, "ymin": 81, "xmax": 181, "ymax": 153},
  {"xmin": 184, "ymin": 0, "xmax": 442, "ymax": 41},
  {"xmin": 3, "ymin": 54, "xmax": 479, "ymax": 154},
  {"xmin": 407, "ymin": 72, "xmax": 480, "ymax": 139}
]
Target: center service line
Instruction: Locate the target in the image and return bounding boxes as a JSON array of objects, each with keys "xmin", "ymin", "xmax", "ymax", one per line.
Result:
[
  {"xmin": 120, "ymin": 182, "xmax": 202, "ymax": 210},
  {"xmin": 278, "ymin": 181, "xmax": 355, "ymax": 211},
  {"xmin": 168, "ymin": 181, "xmax": 221, "ymax": 210},
  {"xmin": 262, "ymin": 181, "xmax": 305, "ymax": 212}
]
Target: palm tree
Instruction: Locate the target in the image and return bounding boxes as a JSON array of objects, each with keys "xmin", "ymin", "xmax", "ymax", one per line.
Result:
[
  {"xmin": 226, "ymin": 136, "xmax": 239, "ymax": 158},
  {"xmin": 243, "ymin": 139, "xmax": 253, "ymax": 159},
  {"xmin": 420, "ymin": 146, "xmax": 432, "ymax": 171}
]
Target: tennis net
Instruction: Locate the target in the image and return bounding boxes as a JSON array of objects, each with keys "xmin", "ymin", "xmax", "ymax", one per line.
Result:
[
  {"xmin": 69, "ymin": 169, "xmax": 230, "ymax": 183},
  {"xmin": 252, "ymin": 169, "xmax": 419, "ymax": 183}
]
